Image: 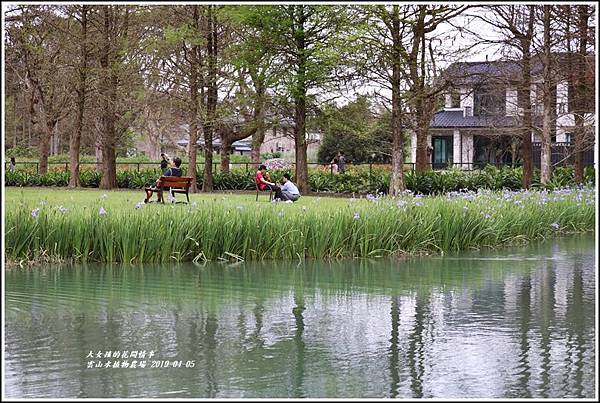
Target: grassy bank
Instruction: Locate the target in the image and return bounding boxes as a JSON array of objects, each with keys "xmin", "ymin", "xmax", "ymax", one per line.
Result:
[{"xmin": 4, "ymin": 186, "xmax": 595, "ymax": 264}]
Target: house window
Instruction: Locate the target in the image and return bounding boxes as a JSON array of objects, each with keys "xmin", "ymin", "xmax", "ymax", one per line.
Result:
[
  {"xmin": 451, "ymin": 89, "xmax": 461, "ymax": 108},
  {"xmin": 558, "ymin": 102, "xmax": 567, "ymax": 114},
  {"xmin": 474, "ymin": 86, "xmax": 506, "ymax": 116},
  {"xmin": 564, "ymin": 132, "xmax": 573, "ymax": 145}
]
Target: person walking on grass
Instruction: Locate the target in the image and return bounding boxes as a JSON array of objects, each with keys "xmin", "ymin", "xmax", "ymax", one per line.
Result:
[{"xmin": 145, "ymin": 157, "xmax": 182, "ymax": 203}]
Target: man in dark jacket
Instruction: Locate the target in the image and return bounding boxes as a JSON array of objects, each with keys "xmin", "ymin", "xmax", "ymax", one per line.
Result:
[
  {"xmin": 160, "ymin": 153, "xmax": 170, "ymax": 173},
  {"xmin": 145, "ymin": 157, "xmax": 182, "ymax": 203}
]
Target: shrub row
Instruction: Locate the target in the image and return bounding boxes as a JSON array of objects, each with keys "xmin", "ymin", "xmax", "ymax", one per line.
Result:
[
  {"xmin": 5, "ymin": 165, "xmax": 595, "ymax": 194},
  {"xmin": 5, "ymin": 170, "xmax": 159, "ymax": 189}
]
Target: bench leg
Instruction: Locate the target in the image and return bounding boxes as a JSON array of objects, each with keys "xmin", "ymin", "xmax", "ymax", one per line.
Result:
[
  {"xmin": 256, "ymin": 190, "xmax": 259, "ymax": 201},
  {"xmin": 186, "ymin": 192, "xmax": 189, "ymax": 204}
]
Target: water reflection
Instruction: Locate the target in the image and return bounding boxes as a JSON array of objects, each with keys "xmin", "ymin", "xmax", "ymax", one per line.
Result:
[{"xmin": 4, "ymin": 235, "xmax": 596, "ymax": 398}]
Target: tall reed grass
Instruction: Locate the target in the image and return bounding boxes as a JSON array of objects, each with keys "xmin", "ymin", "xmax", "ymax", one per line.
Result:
[{"xmin": 5, "ymin": 186, "xmax": 595, "ymax": 264}]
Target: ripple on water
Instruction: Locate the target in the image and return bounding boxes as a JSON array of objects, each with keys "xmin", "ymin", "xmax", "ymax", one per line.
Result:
[{"xmin": 4, "ymin": 235, "xmax": 596, "ymax": 398}]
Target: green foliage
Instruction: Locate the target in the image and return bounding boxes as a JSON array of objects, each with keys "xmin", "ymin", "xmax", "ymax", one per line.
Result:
[
  {"xmin": 5, "ymin": 165, "xmax": 595, "ymax": 194},
  {"xmin": 213, "ymin": 170, "xmax": 255, "ymax": 190},
  {"xmin": 6, "ymin": 145, "xmax": 38, "ymax": 159},
  {"xmin": 79, "ymin": 171, "xmax": 102, "ymax": 187},
  {"xmin": 308, "ymin": 170, "xmax": 389, "ymax": 194},
  {"xmin": 317, "ymin": 97, "xmax": 391, "ymax": 164},
  {"xmin": 261, "ymin": 151, "xmax": 282, "ymax": 160},
  {"xmin": 315, "ymin": 100, "xmax": 411, "ymax": 165},
  {"xmin": 5, "ymin": 186, "xmax": 595, "ymax": 263}
]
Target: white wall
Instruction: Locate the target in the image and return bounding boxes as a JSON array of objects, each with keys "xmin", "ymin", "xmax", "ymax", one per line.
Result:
[
  {"xmin": 460, "ymin": 87, "xmax": 473, "ymax": 109},
  {"xmin": 445, "ymin": 93, "xmax": 452, "ymax": 108},
  {"xmin": 408, "ymin": 132, "xmax": 433, "ymax": 164},
  {"xmin": 505, "ymin": 87, "xmax": 518, "ymax": 116},
  {"xmin": 556, "ymin": 81, "xmax": 569, "ymax": 115},
  {"xmin": 453, "ymin": 130, "xmax": 461, "ymax": 165},
  {"xmin": 462, "ymin": 133, "xmax": 474, "ymax": 169},
  {"xmin": 555, "ymin": 127, "xmax": 569, "ymax": 143},
  {"xmin": 410, "ymin": 131, "xmax": 417, "ymax": 164}
]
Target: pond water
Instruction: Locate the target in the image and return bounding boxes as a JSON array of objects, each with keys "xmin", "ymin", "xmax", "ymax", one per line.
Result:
[{"xmin": 4, "ymin": 235, "xmax": 596, "ymax": 398}]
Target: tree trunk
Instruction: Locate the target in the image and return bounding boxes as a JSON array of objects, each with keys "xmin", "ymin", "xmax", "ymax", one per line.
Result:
[
  {"xmin": 69, "ymin": 5, "xmax": 88, "ymax": 188},
  {"xmin": 540, "ymin": 5, "xmax": 553, "ymax": 185},
  {"xmin": 293, "ymin": 6, "xmax": 310, "ymax": 194},
  {"xmin": 520, "ymin": 90, "xmax": 533, "ymax": 189},
  {"xmin": 519, "ymin": 52, "xmax": 533, "ymax": 188},
  {"xmin": 411, "ymin": 8, "xmax": 433, "ymax": 173},
  {"xmin": 294, "ymin": 77, "xmax": 309, "ymax": 193},
  {"xmin": 188, "ymin": 5, "xmax": 200, "ymax": 192},
  {"xmin": 99, "ymin": 6, "xmax": 117, "ymax": 190},
  {"xmin": 220, "ymin": 137, "xmax": 232, "ymax": 173},
  {"xmin": 519, "ymin": 7, "xmax": 535, "ymax": 189},
  {"xmin": 389, "ymin": 5, "xmax": 405, "ymax": 195},
  {"xmin": 414, "ymin": 119, "xmax": 429, "ymax": 172},
  {"xmin": 100, "ymin": 145, "xmax": 117, "ymax": 189},
  {"xmin": 251, "ymin": 128, "xmax": 265, "ymax": 167},
  {"xmin": 38, "ymin": 121, "xmax": 52, "ymax": 174},
  {"xmin": 95, "ymin": 142, "xmax": 103, "ymax": 172},
  {"xmin": 294, "ymin": 122, "xmax": 309, "ymax": 194},
  {"xmin": 202, "ymin": 126, "xmax": 214, "ymax": 192},
  {"xmin": 250, "ymin": 80, "xmax": 266, "ymax": 168},
  {"xmin": 573, "ymin": 114, "xmax": 585, "ymax": 183},
  {"xmin": 573, "ymin": 5, "xmax": 589, "ymax": 183},
  {"xmin": 202, "ymin": 5, "xmax": 217, "ymax": 192}
]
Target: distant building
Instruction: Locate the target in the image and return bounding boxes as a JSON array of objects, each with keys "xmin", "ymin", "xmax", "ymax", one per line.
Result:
[
  {"xmin": 175, "ymin": 118, "xmax": 322, "ymax": 158},
  {"xmin": 413, "ymin": 55, "xmax": 595, "ymax": 169},
  {"xmin": 176, "ymin": 134, "xmax": 252, "ymax": 155},
  {"xmin": 260, "ymin": 117, "xmax": 321, "ymax": 156}
]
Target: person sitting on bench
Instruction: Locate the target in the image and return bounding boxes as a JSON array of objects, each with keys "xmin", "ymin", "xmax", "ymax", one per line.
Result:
[
  {"xmin": 145, "ymin": 157, "xmax": 182, "ymax": 203},
  {"xmin": 274, "ymin": 173, "xmax": 300, "ymax": 202},
  {"xmin": 256, "ymin": 164, "xmax": 278, "ymax": 192}
]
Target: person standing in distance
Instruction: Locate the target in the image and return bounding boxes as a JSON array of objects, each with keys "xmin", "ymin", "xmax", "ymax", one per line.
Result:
[{"xmin": 337, "ymin": 151, "xmax": 346, "ymax": 174}]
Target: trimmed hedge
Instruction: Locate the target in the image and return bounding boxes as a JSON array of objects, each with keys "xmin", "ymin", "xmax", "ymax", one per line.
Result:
[{"xmin": 4, "ymin": 165, "xmax": 595, "ymax": 194}]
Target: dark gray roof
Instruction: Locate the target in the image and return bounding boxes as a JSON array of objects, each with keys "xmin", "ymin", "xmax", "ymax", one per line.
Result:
[
  {"xmin": 443, "ymin": 54, "xmax": 595, "ymax": 87},
  {"xmin": 443, "ymin": 61, "xmax": 521, "ymax": 86},
  {"xmin": 430, "ymin": 110, "xmax": 517, "ymax": 128}
]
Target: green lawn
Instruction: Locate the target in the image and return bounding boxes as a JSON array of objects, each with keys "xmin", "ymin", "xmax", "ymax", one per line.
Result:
[{"xmin": 5, "ymin": 187, "xmax": 349, "ymax": 211}]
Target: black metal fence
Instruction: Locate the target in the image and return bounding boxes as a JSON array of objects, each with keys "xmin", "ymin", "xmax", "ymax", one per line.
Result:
[
  {"xmin": 6, "ymin": 161, "xmax": 403, "ymax": 174},
  {"xmin": 5, "ymin": 148, "xmax": 595, "ymax": 175},
  {"xmin": 531, "ymin": 142, "xmax": 595, "ymax": 168}
]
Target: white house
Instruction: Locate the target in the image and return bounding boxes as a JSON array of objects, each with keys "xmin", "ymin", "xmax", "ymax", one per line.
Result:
[{"xmin": 410, "ymin": 56, "xmax": 595, "ymax": 169}]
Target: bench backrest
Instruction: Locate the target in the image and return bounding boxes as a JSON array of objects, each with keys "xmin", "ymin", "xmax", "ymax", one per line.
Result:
[{"xmin": 158, "ymin": 176, "xmax": 193, "ymax": 190}]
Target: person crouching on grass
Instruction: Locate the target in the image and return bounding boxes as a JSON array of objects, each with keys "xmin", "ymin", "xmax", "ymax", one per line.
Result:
[
  {"xmin": 145, "ymin": 157, "xmax": 183, "ymax": 203},
  {"xmin": 274, "ymin": 173, "xmax": 300, "ymax": 203}
]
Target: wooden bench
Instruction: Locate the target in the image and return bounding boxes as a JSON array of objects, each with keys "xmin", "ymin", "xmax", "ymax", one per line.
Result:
[
  {"xmin": 255, "ymin": 182, "xmax": 273, "ymax": 201},
  {"xmin": 145, "ymin": 176, "xmax": 193, "ymax": 204}
]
